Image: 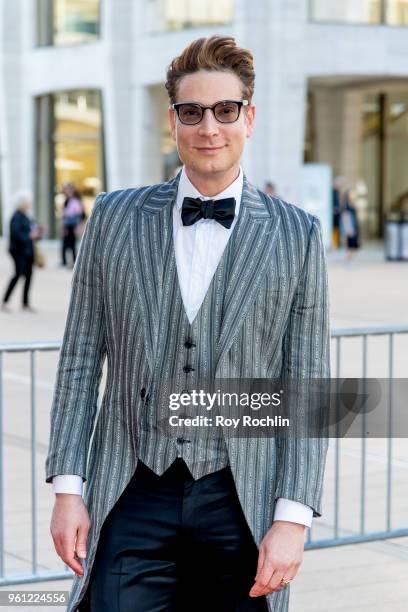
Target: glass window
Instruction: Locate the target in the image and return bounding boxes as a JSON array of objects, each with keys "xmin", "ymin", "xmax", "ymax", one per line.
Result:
[
  {"xmin": 35, "ymin": 90, "xmax": 106, "ymax": 238},
  {"xmin": 310, "ymin": 0, "xmax": 408, "ymax": 25},
  {"xmin": 386, "ymin": 0, "xmax": 408, "ymax": 24},
  {"xmin": 386, "ymin": 91, "xmax": 408, "ymax": 212},
  {"xmin": 37, "ymin": 0, "xmax": 100, "ymax": 46},
  {"xmin": 310, "ymin": 0, "xmax": 382, "ymax": 24},
  {"xmin": 147, "ymin": 0, "xmax": 234, "ymax": 33}
]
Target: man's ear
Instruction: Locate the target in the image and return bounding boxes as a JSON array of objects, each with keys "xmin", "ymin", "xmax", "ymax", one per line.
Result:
[
  {"xmin": 245, "ymin": 104, "xmax": 256, "ymax": 138},
  {"xmin": 168, "ymin": 108, "xmax": 176, "ymax": 141}
]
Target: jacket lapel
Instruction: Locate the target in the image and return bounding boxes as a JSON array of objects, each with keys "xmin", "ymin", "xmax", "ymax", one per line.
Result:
[
  {"xmin": 130, "ymin": 170, "xmax": 280, "ymax": 374},
  {"xmin": 215, "ymin": 175, "xmax": 280, "ymax": 372},
  {"xmin": 130, "ymin": 173, "xmax": 180, "ymax": 372}
]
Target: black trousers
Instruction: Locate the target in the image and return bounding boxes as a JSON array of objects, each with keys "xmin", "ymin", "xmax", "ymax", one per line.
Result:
[
  {"xmin": 62, "ymin": 227, "xmax": 77, "ymax": 266},
  {"xmin": 80, "ymin": 458, "xmax": 268, "ymax": 612},
  {"xmin": 2, "ymin": 253, "xmax": 33, "ymax": 306}
]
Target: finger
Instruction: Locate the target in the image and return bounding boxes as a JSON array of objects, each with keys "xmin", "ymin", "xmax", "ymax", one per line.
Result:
[
  {"xmin": 75, "ymin": 522, "xmax": 90, "ymax": 559},
  {"xmin": 255, "ymin": 546, "xmax": 266, "ymax": 579},
  {"xmin": 249, "ymin": 564, "xmax": 276, "ymax": 598},
  {"xmin": 64, "ymin": 551, "xmax": 85, "ymax": 576},
  {"xmin": 60, "ymin": 550, "xmax": 84, "ymax": 576},
  {"xmin": 266, "ymin": 570, "xmax": 285, "ymax": 593},
  {"xmin": 58, "ymin": 538, "xmax": 84, "ymax": 576},
  {"xmin": 249, "ymin": 547, "xmax": 268, "ymax": 596},
  {"xmin": 273, "ymin": 573, "xmax": 296, "ymax": 594},
  {"xmin": 255, "ymin": 558, "xmax": 275, "ymax": 588},
  {"xmin": 250, "ymin": 569, "xmax": 281, "ymax": 597}
]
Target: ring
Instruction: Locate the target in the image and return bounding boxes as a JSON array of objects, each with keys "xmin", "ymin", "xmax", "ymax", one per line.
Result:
[{"xmin": 280, "ymin": 578, "xmax": 291, "ymax": 587}]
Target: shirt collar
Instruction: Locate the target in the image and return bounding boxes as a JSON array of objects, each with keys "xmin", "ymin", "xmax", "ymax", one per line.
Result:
[{"xmin": 175, "ymin": 165, "xmax": 243, "ymax": 217}]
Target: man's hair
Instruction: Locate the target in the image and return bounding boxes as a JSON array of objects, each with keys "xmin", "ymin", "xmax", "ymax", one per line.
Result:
[{"xmin": 165, "ymin": 35, "xmax": 255, "ymax": 105}]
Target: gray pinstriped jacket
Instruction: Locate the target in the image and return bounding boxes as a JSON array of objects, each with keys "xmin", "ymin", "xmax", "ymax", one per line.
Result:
[{"xmin": 45, "ymin": 171, "xmax": 330, "ymax": 612}]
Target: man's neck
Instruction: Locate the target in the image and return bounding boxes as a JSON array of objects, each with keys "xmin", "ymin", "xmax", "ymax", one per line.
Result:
[{"xmin": 184, "ymin": 165, "xmax": 240, "ymax": 197}]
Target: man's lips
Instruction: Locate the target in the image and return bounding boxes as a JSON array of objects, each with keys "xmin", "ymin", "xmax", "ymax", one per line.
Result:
[{"xmin": 195, "ymin": 145, "xmax": 225, "ymax": 153}]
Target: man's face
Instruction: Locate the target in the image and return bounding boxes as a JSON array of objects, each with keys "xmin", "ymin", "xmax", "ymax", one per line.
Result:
[{"xmin": 168, "ymin": 70, "xmax": 255, "ymax": 180}]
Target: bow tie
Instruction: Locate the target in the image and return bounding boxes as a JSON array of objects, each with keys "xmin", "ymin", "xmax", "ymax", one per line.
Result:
[{"xmin": 181, "ymin": 196, "xmax": 236, "ymax": 229}]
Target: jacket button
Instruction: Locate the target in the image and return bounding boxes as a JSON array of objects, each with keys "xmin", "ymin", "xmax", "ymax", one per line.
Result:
[
  {"xmin": 184, "ymin": 339, "xmax": 196, "ymax": 349},
  {"xmin": 183, "ymin": 365, "xmax": 195, "ymax": 373},
  {"xmin": 140, "ymin": 388, "xmax": 146, "ymax": 399}
]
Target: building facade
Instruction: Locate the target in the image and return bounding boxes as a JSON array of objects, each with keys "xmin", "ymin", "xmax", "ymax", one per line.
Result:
[{"xmin": 0, "ymin": 0, "xmax": 408, "ymax": 239}]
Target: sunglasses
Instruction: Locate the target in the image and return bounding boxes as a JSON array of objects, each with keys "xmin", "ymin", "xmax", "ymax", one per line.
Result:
[{"xmin": 171, "ymin": 99, "xmax": 249, "ymax": 125}]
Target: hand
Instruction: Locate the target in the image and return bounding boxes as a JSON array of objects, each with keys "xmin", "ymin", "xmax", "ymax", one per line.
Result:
[
  {"xmin": 29, "ymin": 228, "xmax": 40, "ymax": 240},
  {"xmin": 249, "ymin": 520, "xmax": 305, "ymax": 598},
  {"xmin": 50, "ymin": 494, "xmax": 91, "ymax": 577}
]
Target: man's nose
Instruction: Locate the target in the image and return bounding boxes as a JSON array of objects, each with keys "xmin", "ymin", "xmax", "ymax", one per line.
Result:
[{"xmin": 198, "ymin": 109, "xmax": 220, "ymax": 136}]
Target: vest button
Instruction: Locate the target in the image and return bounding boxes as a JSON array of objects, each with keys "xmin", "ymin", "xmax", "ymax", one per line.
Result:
[
  {"xmin": 184, "ymin": 339, "xmax": 196, "ymax": 349},
  {"xmin": 183, "ymin": 365, "xmax": 195, "ymax": 373},
  {"xmin": 140, "ymin": 388, "xmax": 146, "ymax": 399},
  {"xmin": 176, "ymin": 437, "xmax": 191, "ymax": 444}
]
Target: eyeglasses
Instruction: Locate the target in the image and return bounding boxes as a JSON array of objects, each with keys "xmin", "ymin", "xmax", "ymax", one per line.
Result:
[{"xmin": 171, "ymin": 99, "xmax": 249, "ymax": 125}]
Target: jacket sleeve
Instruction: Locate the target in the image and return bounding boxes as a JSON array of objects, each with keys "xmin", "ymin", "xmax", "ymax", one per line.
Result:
[
  {"xmin": 274, "ymin": 216, "xmax": 330, "ymax": 517},
  {"xmin": 10, "ymin": 213, "xmax": 30, "ymax": 246},
  {"xmin": 45, "ymin": 192, "xmax": 107, "ymax": 483}
]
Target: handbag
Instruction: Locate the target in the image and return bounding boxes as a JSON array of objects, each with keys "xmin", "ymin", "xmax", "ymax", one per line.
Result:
[
  {"xmin": 33, "ymin": 241, "xmax": 46, "ymax": 268},
  {"xmin": 341, "ymin": 210, "xmax": 355, "ymax": 237}
]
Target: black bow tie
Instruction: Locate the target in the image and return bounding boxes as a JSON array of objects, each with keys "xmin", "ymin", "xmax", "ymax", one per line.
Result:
[{"xmin": 181, "ymin": 196, "xmax": 236, "ymax": 229}]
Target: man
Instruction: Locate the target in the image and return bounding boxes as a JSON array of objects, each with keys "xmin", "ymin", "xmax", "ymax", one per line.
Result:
[{"xmin": 45, "ymin": 35, "xmax": 330, "ymax": 612}]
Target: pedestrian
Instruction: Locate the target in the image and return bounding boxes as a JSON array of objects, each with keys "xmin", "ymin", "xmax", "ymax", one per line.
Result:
[
  {"xmin": 46, "ymin": 35, "xmax": 330, "ymax": 612},
  {"xmin": 61, "ymin": 182, "xmax": 85, "ymax": 268},
  {"xmin": 332, "ymin": 176, "xmax": 344, "ymax": 249},
  {"xmin": 340, "ymin": 187, "xmax": 361, "ymax": 263},
  {"xmin": 1, "ymin": 190, "xmax": 41, "ymax": 313},
  {"xmin": 264, "ymin": 181, "xmax": 277, "ymax": 197}
]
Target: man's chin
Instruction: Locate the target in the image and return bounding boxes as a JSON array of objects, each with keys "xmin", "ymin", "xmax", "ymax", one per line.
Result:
[{"xmin": 190, "ymin": 159, "xmax": 232, "ymax": 176}]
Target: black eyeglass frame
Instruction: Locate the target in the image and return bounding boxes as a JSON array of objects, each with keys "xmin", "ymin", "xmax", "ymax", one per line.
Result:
[{"xmin": 171, "ymin": 99, "xmax": 249, "ymax": 125}]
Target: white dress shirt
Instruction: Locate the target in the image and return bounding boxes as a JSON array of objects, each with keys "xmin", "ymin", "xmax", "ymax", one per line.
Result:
[{"xmin": 52, "ymin": 166, "xmax": 313, "ymax": 529}]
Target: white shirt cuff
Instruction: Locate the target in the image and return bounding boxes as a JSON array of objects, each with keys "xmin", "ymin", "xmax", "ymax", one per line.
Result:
[
  {"xmin": 52, "ymin": 475, "xmax": 83, "ymax": 496},
  {"xmin": 273, "ymin": 498, "xmax": 313, "ymax": 528}
]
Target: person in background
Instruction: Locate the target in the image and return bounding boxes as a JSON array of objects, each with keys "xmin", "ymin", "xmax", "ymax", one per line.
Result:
[
  {"xmin": 340, "ymin": 187, "xmax": 361, "ymax": 263},
  {"xmin": 332, "ymin": 176, "xmax": 344, "ymax": 249},
  {"xmin": 1, "ymin": 190, "xmax": 42, "ymax": 313},
  {"xmin": 264, "ymin": 181, "xmax": 277, "ymax": 197},
  {"xmin": 61, "ymin": 182, "xmax": 85, "ymax": 268}
]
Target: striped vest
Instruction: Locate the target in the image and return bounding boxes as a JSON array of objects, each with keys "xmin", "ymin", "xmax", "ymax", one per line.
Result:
[{"xmin": 137, "ymin": 221, "xmax": 233, "ymax": 480}]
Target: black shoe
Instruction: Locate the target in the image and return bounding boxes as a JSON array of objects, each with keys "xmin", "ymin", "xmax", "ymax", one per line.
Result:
[{"xmin": 22, "ymin": 304, "xmax": 38, "ymax": 313}]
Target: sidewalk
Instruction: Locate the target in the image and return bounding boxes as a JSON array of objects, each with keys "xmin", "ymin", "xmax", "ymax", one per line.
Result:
[{"xmin": 0, "ymin": 238, "xmax": 407, "ymax": 611}]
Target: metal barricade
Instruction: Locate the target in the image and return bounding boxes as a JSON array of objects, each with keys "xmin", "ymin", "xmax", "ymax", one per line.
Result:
[
  {"xmin": 306, "ymin": 324, "xmax": 408, "ymax": 549},
  {"xmin": 0, "ymin": 326, "xmax": 407, "ymax": 584}
]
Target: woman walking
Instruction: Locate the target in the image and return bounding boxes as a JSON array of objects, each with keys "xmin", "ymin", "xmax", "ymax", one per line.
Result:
[
  {"xmin": 61, "ymin": 182, "xmax": 85, "ymax": 268},
  {"xmin": 1, "ymin": 191, "xmax": 41, "ymax": 313},
  {"xmin": 340, "ymin": 188, "xmax": 361, "ymax": 263}
]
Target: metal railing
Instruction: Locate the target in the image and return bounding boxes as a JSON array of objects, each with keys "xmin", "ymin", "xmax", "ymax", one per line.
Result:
[
  {"xmin": 0, "ymin": 341, "xmax": 67, "ymax": 585},
  {"xmin": 306, "ymin": 324, "xmax": 408, "ymax": 549},
  {"xmin": 0, "ymin": 326, "xmax": 407, "ymax": 583}
]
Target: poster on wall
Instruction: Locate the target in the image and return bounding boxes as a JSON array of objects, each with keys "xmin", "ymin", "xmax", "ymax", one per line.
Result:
[{"xmin": 301, "ymin": 163, "xmax": 333, "ymax": 250}]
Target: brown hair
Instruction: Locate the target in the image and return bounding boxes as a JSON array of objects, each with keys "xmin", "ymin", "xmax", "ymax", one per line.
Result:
[{"xmin": 165, "ymin": 35, "xmax": 255, "ymax": 104}]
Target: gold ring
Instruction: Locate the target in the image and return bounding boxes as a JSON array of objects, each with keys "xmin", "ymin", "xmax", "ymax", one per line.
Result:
[{"xmin": 280, "ymin": 578, "xmax": 291, "ymax": 586}]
